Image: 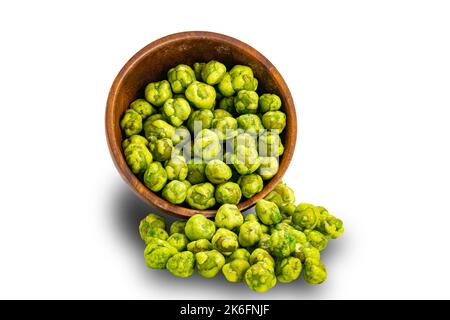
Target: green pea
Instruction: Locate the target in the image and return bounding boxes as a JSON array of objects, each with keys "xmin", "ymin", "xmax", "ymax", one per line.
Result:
[
  {"xmin": 144, "ymin": 80, "xmax": 173, "ymax": 107},
  {"xmin": 120, "ymin": 109, "xmax": 143, "ymax": 137},
  {"xmin": 167, "ymin": 64, "xmax": 196, "ymax": 93}
]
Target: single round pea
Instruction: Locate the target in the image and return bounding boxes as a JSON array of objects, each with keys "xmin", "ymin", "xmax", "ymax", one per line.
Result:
[
  {"xmin": 249, "ymin": 248, "xmax": 275, "ymax": 267},
  {"xmin": 238, "ymin": 221, "xmax": 262, "ymax": 247},
  {"xmin": 236, "ymin": 114, "xmax": 265, "ymax": 136},
  {"xmin": 215, "ymin": 182, "xmax": 242, "ymax": 205},
  {"xmin": 122, "ymin": 135, "xmax": 148, "ymax": 150},
  {"xmin": 162, "ymin": 180, "xmax": 188, "ymax": 204},
  {"xmin": 205, "ymin": 159, "xmax": 232, "ymax": 184},
  {"xmin": 193, "ymin": 129, "xmax": 221, "ymax": 162},
  {"xmin": 212, "ymin": 116, "xmax": 238, "ymax": 141},
  {"xmin": 305, "ymin": 230, "xmax": 329, "ymax": 251},
  {"xmin": 169, "ymin": 221, "xmax": 186, "ymax": 235},
  {"xmin": 262, "ymin": 111, "xmax": 287, "ymax": 133},
  {"xmin": 144, "ymin": 119, "xmax": 175, "ymax": 140},
  {"xmin": 195, "ymin": 250, "xmax": 225, "ymax": 278},
  {"xmin": 167, "ymin": 64, "xmax": 196, "ymax": 93},
  {"xmin": 238, "ymin": 174, "xmax": 264, "ymax": 199},
  {"xmin": 143, "ymin": 228, "xmax": 169, "ymax": 242},
  {"xmin": 228, "ymin": 65, "xmax": 258, "ymax": 92},
  {"xmin": 303, "ymin": 258, "xmax": 327, "ymax": 285},
  {"xmin": 258, "ymin": 156, "xmax": 279, "ymax": 180},
  {"xmin": 165, "ymin": 155, "xmax": 188, "ymax": 181},
  {"xmin": 186, "ymin": 159, "xmax": 207, "ymax": 184},
  {"xmin": 212, "ymin": 228, "xmax": 239, "ymax": 255},
  {"xmin": 185, "ymin": 81, "xmax": 216, "ymax": 109},
  {"xmin": 187, "ymin": 239, "xmax": 213, "ymax": 254},
  {"xmin": 120, "ymin": 109, "xmax": 143, "ymax": 137},
  {"xmin": 186, "ymin": 182, "xmax": 216, "ymax": 210},
  {"xmin": 258, "ymin": 131, "xmax": 284, "ymax": 157},
  {"xmin": 229, "ymin": 248, "xmax": 251, "ymax": 262},
  {"xmin": 167, "ymin": 233, "xmax": 189, "ymax": 252},
  {"xmin": 148, "ymin": 138, "xmax": 173, "ymax": 162},
  {"xmin": 258, "ymin": 233, "xmax": 272, "ymax": 252},
  {"xmin": 143, "ymin": 238, "xmax": 177, "ymax": 269},
  {"xmin": 218, "ymin": 96, "xmax": 236, "ymax": 115},
  {"xmin": 123, "ymin": 143, "xmax": 153, "ymax": 174},
  {"xmin": 222, "ymin": 259, "xmax": 251, "ymax": 283},
  {"xmin": 143, "ymin": 161, "xmax": 168, "ymax": 192},
  {"xmin": 214, "ymin": 204, "xmax": 244, "ymax": 230},
  {"xmin": 130, "ymin": 98, "xmax": 156, "ymax": 119},
  {"xmin": 255, "ymin": 199, "xmax": 282, "ymax": 225},
  {"xmin": 213, "ymin": 108, "xmax": 232, "ymax": 119},
  {"xmin": 162, "ymin": 98, "xmax": 192, "ymax": 127},
  {"xmin": 201, "ymin": 60, "xmax": 227, "ymax": 85},
  {"xmin": 259, "ymin": 94, "xmax": 282, "ymax": 113},
  {"xmin": 270, "ymin": 230, "xmax": 296, "ymax": 258},
  {"xmin": 217, "ymin": 73, "xmax": 235, "ymax": 97},
  {"xmin": 184, "ymin": 214, "xmax": 216, "ymax": 241},
  {"xmin": 244, "ymin": 262, "xmax": 276, "ymax": 293},
  {"xmin": 276, "ymin": 257, "xmax": 302, "ymax": 283},
  {"xmin": 293, "ymin": 242, "xmax": 321, "ymax": 263},
  {"xmin": 292, "ymin": 203, "xmax": 321, "ymax": 230},
  {"xmin": 166, "ymin": 251, "xmax": 195, "ymax": 278},
  {"xmin": 138, "ymin": 213, "xmax": 166, "ymax": 240},
  {"xmin": 192, "ymin": 62, "xmax": 205, "ymax": 80},
  {"xmin": 186, "ymin": 109, "xmax": 214, "ymax": 134},
  {"xmin": 144, "ymin": 80, "xmax": 173, "ymax": 107},
  {"xmin": 234, "ymin": 90, "xmax": 259, "ymax": 114}
]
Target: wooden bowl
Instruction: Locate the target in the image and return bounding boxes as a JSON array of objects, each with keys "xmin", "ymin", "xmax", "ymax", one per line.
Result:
[{"xmin": 106, "ymin": 31, "xmax": 297, "ymax": 218}]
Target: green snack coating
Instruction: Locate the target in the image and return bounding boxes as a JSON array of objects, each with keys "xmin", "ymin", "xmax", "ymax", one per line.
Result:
[
  {"xmin": 201, "ymin": 60, "xmax": 227, "ymax": 85},
  {"xmin": 258, "ymin": 157, "xmax": 279, "ymax": 180},
  {"xmin": 138, "ymin": 213, "xmax": 166, "ymax": 240},
  {"xmin": 124, "ymin": 143, "xmax": 153, "ymax": 174},
  {"xmin": 171, "ymin": 126, "xmax": 191, "ymax": 146},
  {"xmin": 244, "ymin": 262, "xmax": 276, "ymax": 293},
  {"xmin": 130, "ymin": 98, "xmax": 156, "ymax": 119},
  {"xmin": 144, "ymin": 119, "xmax": 175, "ymax": 140},
  {"xmin": 212, "ymin": 228, "xmax": 239, "ymax": 255},
  {"xmin": 122, "ymin": 135, "xmax": 148, "ymax": 150},
  {"xmin": 255, "ymin": 199, "xmax": 282, "ymax": 225},
  {"xmin": 316, "ymin": 206, "xmax": 345, "ymax": 239},
  {"xmin": 257, "ymin": 233, "xmax": 272, "ymax": 251},
  {"xmin": 238, "ymin": 174, "xmax": 263, "ymax": 199},
  {"xmin": 184, "ymin": 214, "xmax": 216, "ymax": 241},
  {"xmin": 264, "ymin": 181, "xmax": 296, "ymax": 211},
  {"xmin": 215, "ymin": 182, "xmax": 242, "ymax": 205},
  {"xmin": 222, "ymin": 259, "xmax": 250, "ymax": 282},
  {"xmin": 166, "ymin": 251, "xmax": 195, "ymax": 278},
  {"xmin": 236, "ymin": 114, "xmax": 265, "ymax": 136},
  {"xmin": 205, "ymin": 159, "xmax": 232, "ymax": 184},
  {"xmin": 185, "ymin": 81, "xmax": 216, "ymax": 109},
  {"xmin": 234, "ymin": 132, "xmax": 258, "ymax": 149},
  {"xmin": 144, "ymin": 80, "xmax": 173, "ymax": 107},
  {"xmin": 249, "ymin": 248, "xmax": 275, "ymax": 267},
  {"xmin": 186, "ymin": 159, "xmax": 207, "ymax": 184},
  {"xmin": 212, "ymin": 116, "xmax": 238, "ymax": 141},
  {"xmin": 280, "ymin": 203, "xmax": 296, "ymax": 218},
  {"xmin": 305, "ymin": 230, "xmax": 329, "ymax": 251},
  {"xmin": 186, "ymin": 183, "xmax": 216, "ymax": 210},
  {"xmin": 192, "ymin": 62, "xmax": 205, "ymax": 80},
  {"xmin": 193, "ymin": 129, "xmax": 221, "ymax": 161},
  {"xmin": 276, "ymin": 257, "xmax": 302, "ymax": 283},
  {"xmin": 143, "ymin": 161, "xmax": 168, "ymax": 192},
  {"xmin": 162, "ymin": 98, "xmax": 192, "ymax": 127},
  {"xmin": 238, "ymin": 221, "xmax": 262, "ymax": 247},
  {"xmin": 262, "ymin": 111, "xmax": 287, "ymax": 134},
  {"xmin": 215, "ymin": 204, "xmax": 244, "ymax": 230},
  {"xmin": 260, "ymin": 223, "xmax": 270, "ymax": 234},
  {"xmin": 186, "ymin": 109, "xmax": 214, "ymax": 134},
  {"xmin": 258, "ymin": 131, "xmax": 284, "ymax": 157},
  {"xmin": 292, "ymin": 203, "xmax": 321, "ymax": 230},
  {"xmin": 187, "ymin": 239, "xmax": 213, "ymax": 253},
  {"xmin": 293, "ymin": 242, "xmax": 321, "ymax": 263},
  {"xmin": 143, "ymin": 238, "xmax": 177, "ymax": 269},
  {"xmin": 218, "ymin": 96, "xmax": 236, "ymax": 115},
  {"xmin": 165, "ymin": 155, "xmax": 188, "ymax": 181},
  {"xmin": 270, "ymin": 230, "xmax": 296, "ymax": 258},
  {"xmin": 144, "ymin": 228, "xmax": 169, "ymax": 242},
  {"xmin": 169, "ymin": 221, "xmax": 186, "ymax": 235},
  {"xmin": 120, "ymin": 109, "xmax": 143, "ymax": 137},
  {"xmin": 233, "ymin": 145, "xmax": 261, "ymax": 175},
  {"xmin": 167, "ymin": 233, "xmax": 189, "ymax": 251},
  {"xmin": 217, "ymin": 73, "xmax": 235, "ymax": 97},
  {"xmin": 162, "ymin": 180, "xmax": 188, "ymax": 204},
  {"xmin": 259, "ymin": 94, "xmax": 282, "ymax": 113},
  {"xmin": 213, "ymin": 108, "xmax": 232, "ymax": 119},
  {"xmin": 245, "ymin": 213, "xmax": 258, "ymax": 222},
  {"xmin": 234, "ymin": 90, "xmax": 259, "ymax": 114},
  {"xmin": 303, "ymin": 258, "xmax": 327, "ymax": 285},
  {"xmin": 228, "ymin": 65, "xmax": 258, "ymax": 92},
  {"xmin": 195, "ymin": 250, "xmax": 226, "ymax": 278},
  {"xmin": 167, "ymin": 64, "xmax": 196, "ymax": 93},
  {"xmin": 148, "ymin": 138, "xmax": 173, "ymax": 162},
  {"xmin": 229, "ymin": 248, "xmax": 251, "ymax": 262}
]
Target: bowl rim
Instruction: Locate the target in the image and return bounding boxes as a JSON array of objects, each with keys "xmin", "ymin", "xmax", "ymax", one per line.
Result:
[{"xmin": 105, "ymin": 31, "xmax": 297, "ymax": 218}]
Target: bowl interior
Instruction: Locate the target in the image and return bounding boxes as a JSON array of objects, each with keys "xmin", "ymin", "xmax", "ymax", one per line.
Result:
[{"xmin": 107, "ymin": 32, "xmax": 296, "ymax": 218}]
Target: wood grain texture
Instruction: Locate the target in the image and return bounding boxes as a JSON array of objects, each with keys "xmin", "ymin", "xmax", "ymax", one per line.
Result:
[{"xmin": 105, "ymin": 31, "xmax": 297, "ymax": 218}]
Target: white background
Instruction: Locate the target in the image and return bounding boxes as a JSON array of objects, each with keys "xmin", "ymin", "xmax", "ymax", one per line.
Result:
[{"xmin": 0, "ymin": 0, "xmax": 449, "ymax": 299}]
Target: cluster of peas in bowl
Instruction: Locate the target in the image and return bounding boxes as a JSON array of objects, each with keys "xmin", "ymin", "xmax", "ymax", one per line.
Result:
[
  {"xmin": 120, "ymin": 60, "xmax": 287, "ymax": 209},
  {"xmin": 140, "ymin": 181, "xmax": 345, "ymax": 293}
]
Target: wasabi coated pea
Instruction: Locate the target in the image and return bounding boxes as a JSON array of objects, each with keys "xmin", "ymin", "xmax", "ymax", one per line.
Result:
[
  {"xmin": 212, "ymin": 228, "xmax": 239, "ymax": 255},
  {"xmin": 186, "ymin": 159, "xmax": 207, "ymax": 184},
  {"xmin": 249, "ymin": 248, "xmax": 275, "ymax": 267},
  {"xmin": 259, "ymin": 94, "xmax": 282, "ymax": 113},
  {"xmin": 162, "ymin": 98, "xmax": 192, "ymax": 127},
  {"xmin": 229, "ymin": 248, "xmax": 250, "ymax": 262},
  {"xmin": 255, "ymin": 199, "xmax": 282, "ymax": 225},
  {"xmin": 276, "ymin": 257, "xmax": 302, "ymax": 283},
  {"xmin": 236, "ymin": 114, "xmax": 265, "ymax": 136},
  {"xmin": 212, "ymin": 116, "xmax": 238, "ymax": 141},
  {"xmin": 124, "ymin": 143, "xmax": 153, "ymax": 174},
  {"xmin": 270, "ymin": 230, "xmax": 296, "ymax": 258},
  {"xmin": 234, "ymin": 90, "xmax": 259, "ymax": 114},
  {"xmin": 143, "ymin": 161, "xmax": 168, "ymax": 192},
  {"xmin": 130, "ymin": 98, "xmax": 156, "ymax": 119},
  {"xmin": 144, "ymin": 119, "xmax": 175, "ymax": 140},
  {"xmin": 264, "ymin": 181, "xmax": 296, "ymax": 210},
  {"xmin": 162, "ymin": 180, "xmax": 188, "ymax": 204},
  {"xmin": 217, "ymin": 73, "xmax": 235, "ymax": 97},
  {"xmin": 238, "ymin": 174, "xmax": 263, "ymax": 199},
  {"xmin": 213, "ymin": 108, "xmax": 232, "ymax": 120},
  {"xmin": 215, "ymin": 182, "xmax": 242, "ymax": 205},
  {"xmin": 120, "ymin": 109, "xmax": 143, "ymax": 137},
  {"xmin": 245, "ymin": 262, "xmax": 276, "ymax": 293},
  {"xmin": 139, "ymin": 213, "xmax": 166, "ymax": 240},
  {"xmin": 187, "ymin": 239, "xmax": 213, "ymax": 253},
  {"xmin": 238, "ymin": 221, "xmax": 262, "ymax": 247},
  {"xmin": 169, "ymin": 221, "xmax": 186, "ymax": 235},
  {"xmin": 145, "ymin": 80, "xmax": 173, "ymax": 107},
  {"xmin": 222, "ymin": 259, "xmax": 250, "ymax": 283},
  {"xmin": 205, "ymin": 159, "xmax": 232, "ymax": 184},
  {"xmin": 166, "ymin": 251, "xmax": 195, "ymax": 278},
  {"xmin": 218, "ymin": 96, "xmax": 236, "ymax": 115},
  {"xmin": 316, "ymin": 207, "xmax": 345, "ymax": 239},
  {"xmin": 122, "ymin": 135, "xmax": 148, "ymax": 150},
  {"xmin": 148, "ymin": 138, "xmax": 173, "ymax": 162},
  {"xmin": 144, "ymin": 238, "xmax": 177, "ymax": 269},
  {"xmin": 293, "ymin": 242, "xmax": 321, "ymax": 263},
  {"xmin": 167, "ymin": 233, "xmax": 189, "ymax": 251},
  {"xmin": 192, "ymin": 62, "xmax": 205, "ymax": 80},
  {"xmin": 258, "ymin": 233, "xmax": 271, "ymax": 251},
  {"xmin": 228, "ymin": 65, "xmax": 258, "ymax": 92},
  {"xmin": 193, "ymin": 129, "xmax": 221, "ymax": 161},
  {"xmin": 233, "ymin": 146, "xmax": 261, "ymax": 176},
  {"xmin": 280, "ymin": 203, "xmax": 296, "ymax": 218},
  {"xmin": 185, "ymin": 214, "xmax": 216, "ymax": 241},
  {"xmin": 167, "ymin": 64, "xmax": 196, "ymax": 93},
  {"xmin": 185, "ymin": 81, "xmax": 216, "ymax": 109},
  {"xmin": 303, "ymin": 258, "xmax": 327, "ymax": 285},
  {"xmin": 172, "ymin": 126, "xmax": 191, "ymax": 146},
  {"xmin": 215, "ymin": 204, "xmax": 244, "ymax": 230},
  {"xmin": 144, "ymin": 228, "xmax": 169, "ymax": 242},
  {"xmin": 258, "ymin": 157, "xmax": 279, "ymax": 180},
  {"xmin": 244, "ymin": 213, "xmax": 258, "ymax": 223},
  {"xmin": 195, "ymin": 250, "xmax": 225, "ymax": 278},
  {"xmin": 262, "ymin": 111, "xmax": 287, "ymax": 133},
  {"xmin": 305, "ymin": 230, "xmax": 329, "ymax": 251},
  {"xmin": 292, "ymin": 203, "xmax": 321, "ymax": 230},
  {"xmin": 258, "ymin": 131, "xmax": 284, "ymax": 157},
  {"xmin": 186, "ymin": 109, "xmax": 214, "ymax": 134},
  {"xmin": 201, "ymin": 60, "xmax": 227, "ymax": 85},
  {"xmin": 186, "ymin": 183, "xmax": 216, "ymax": 210},
  {"xmin": 165, "ymin": 155, "xmax": 188, "ymax": 181}
]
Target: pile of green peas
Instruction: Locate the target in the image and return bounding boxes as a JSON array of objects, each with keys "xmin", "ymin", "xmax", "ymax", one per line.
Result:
[
  {"xmin": 120, "ymin": 61, "xmax": 287, "ymax": 209},
  {"xmin": 139, "ymin": 181, "xmax": 344, "ymax": 293}
]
